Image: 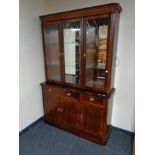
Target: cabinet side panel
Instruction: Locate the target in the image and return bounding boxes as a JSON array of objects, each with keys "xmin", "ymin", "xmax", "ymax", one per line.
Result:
[
  {"xmin": 41, "ymin": 23, "xmax": 48, "ymax": 81},
  {"xmin": 110, "ymin": 13, "xmax": 120, "ymax": 90},
  {"xmin": 107, "ymin": 96, "xmax": 114, "ymax": 126}
]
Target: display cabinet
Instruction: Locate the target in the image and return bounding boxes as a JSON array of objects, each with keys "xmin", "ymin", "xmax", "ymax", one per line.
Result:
[{"xmin": 40, "ymin": 3, "xmax": 122, "ymax": 145}]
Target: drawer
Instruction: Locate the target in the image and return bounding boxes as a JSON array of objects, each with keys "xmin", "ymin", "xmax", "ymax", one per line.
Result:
[
  {"xmin": 60, "ymin": 88, "xmax": 80, "ymax": 100},
  {"xmin": 80, "ymin": 93, "xmax": 105, "ymax": 105},
  {"xmin": 43, "ymin": 85, "xmax": 59, "ymax": 95}
]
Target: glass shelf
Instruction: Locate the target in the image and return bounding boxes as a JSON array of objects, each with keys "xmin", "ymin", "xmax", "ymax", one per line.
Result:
[
  {"xmin": 63, "ymin": 20, "xmax": 81, "ymax": 85},
  {"xmin": 44, "ymin": 23, "xmax": 61, "ymax": 81}
]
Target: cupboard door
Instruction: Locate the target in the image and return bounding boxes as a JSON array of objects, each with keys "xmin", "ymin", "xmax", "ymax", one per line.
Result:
[
  {"xmin": 62, "ymin": 98, "xmax": 80, "ymax": 128},
  {"xmin": 43, "ymin": 86, "xmax": 62, "ymax": 122},
  {"xmin": 84, "ymin": 15, "xmax": 110, "ymax": 91},
  {"xmin": 81, "ymin": 102, "xmax": 105, "ymax": 137},
  {"xmin": 63, "ymin": 19, "xmax": 82, "ymax": 85},
  {"xmin": 43, "ymin": 22, "xmax": 62, "ymax": 82}
]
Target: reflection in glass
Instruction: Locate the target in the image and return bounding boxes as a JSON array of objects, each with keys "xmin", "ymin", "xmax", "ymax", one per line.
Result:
[
  {"xmin": 85, "ymin": 18, "xmax": 109, "ymax": 89},
  {"xmin": 63, "ymin": 21, "xmax": 81, "ymax": 84},
  {"xmin": 44, "ymin": 24, "xmax": 61, "ymax": 81}
]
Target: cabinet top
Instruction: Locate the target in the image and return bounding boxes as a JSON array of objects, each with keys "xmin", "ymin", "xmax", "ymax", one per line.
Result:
[{"xmin": 40, "ymin": 3, "xmax": 122, "ymax": 22}]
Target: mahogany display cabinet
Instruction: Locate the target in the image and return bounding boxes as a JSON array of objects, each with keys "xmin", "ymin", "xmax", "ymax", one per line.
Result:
[{"xmin": 40, "ymin": 3, "xmax": 122, "ymax": 145}]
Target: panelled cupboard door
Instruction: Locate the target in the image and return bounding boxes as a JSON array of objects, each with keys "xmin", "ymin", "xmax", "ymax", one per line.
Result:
[
  {"xmin": 84, "ymin": 15, "xmax": 110, "ymax": 91},
  {"xmin": 61, "ymin": 98, "xmax": 80, "ymax": 128},
  {"xmin": 62, "ymin": 18, "xmax": 82, "ymax": 86},
  {"xmin": 42, "ymin": 21, "xmax": 62, "ymax": 82},
  {"xmin": 81, "ymin": 102, "xmax": 105, "ymax": 137},
  {"xmin": 43, "ymin": 87, "xmax": 62, "ymax": 122}
]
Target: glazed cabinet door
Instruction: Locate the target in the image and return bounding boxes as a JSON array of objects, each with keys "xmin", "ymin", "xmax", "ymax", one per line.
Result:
[
  {"xmin": 42, "ymin": 86, "xmax": 63, "ymax": 122},
  {"xmin": 84, "ymin": 15, "xmax": 110, "ymax": 91},
  {"xmin": 61, "ymin": 98, "xmax": 80, "ymax": 128},
  {"xmin": 62, "ymin": 19, "xmax": 82, "ymax": 86},
  {"xmin": 42, "ymin": 22, "xmax": 62, "ymax": 82},
  {"xmin": 81, "ymin": 102, "xmax": 105, "ymax": 137}
]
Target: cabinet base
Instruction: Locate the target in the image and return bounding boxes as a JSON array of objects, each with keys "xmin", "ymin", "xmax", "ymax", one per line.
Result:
[{"xmin": 44, "ymin": 118, "xmax": 111, "ymax": 145}]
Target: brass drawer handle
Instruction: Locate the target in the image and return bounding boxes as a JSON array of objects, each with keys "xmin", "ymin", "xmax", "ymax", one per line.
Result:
[
  {"xmin": 48, "ymin": 88, "xmax": 52, "ymax": 92},
  {"xmin": 66, "ymin": 92, "xmax": 71, "ymax": 96},
  {"xmin": 80, "ymin": 114, "xmax": 83, "ymax": 119},
  {"xmin": 89, "ymin": 97, "xmax": 94, "ymax": 102}
]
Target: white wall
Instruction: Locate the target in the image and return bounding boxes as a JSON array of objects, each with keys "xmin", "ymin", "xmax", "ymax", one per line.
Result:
[
  {"xmin": 19, "ymin": 0, "xmax": 49, "ymax": 131},
  {"xmin": 20, "ymin": 0, "xmax": 135, "ymax": 132}
]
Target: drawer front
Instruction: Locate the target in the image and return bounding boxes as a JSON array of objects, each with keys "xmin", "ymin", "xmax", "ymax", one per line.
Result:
[
  {"xmin": 43, "ymin": 85, "xmax": 59, "ymax": 95},
  {"xmin": 80, "ymin": 93, "xmax": 105, "ymax": 106},
  {"xmin": 60, "ymin": 88, "xmax": 80, "ymax": 100}
]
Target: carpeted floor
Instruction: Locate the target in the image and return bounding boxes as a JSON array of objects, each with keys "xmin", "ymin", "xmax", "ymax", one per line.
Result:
[{"xmin": 19, "ymin": 120, "xmax": 133, "ymax": 155}]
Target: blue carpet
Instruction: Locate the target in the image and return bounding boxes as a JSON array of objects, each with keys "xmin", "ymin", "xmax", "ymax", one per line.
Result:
[{"xmin": 19, "ymin": 120, "xmax": 133, "ymax": 155}]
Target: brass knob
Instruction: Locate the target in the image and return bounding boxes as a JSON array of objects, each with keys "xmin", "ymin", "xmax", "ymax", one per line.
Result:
[
  {"xmin": 48, "ymin": 89, "xmax": 51, "ymax": 92},
  {"xmin": 67, "ymin": 92, "xmax": 71, "ymax": 96},
  {"xmin": 89, "ymin": 98, "xmax": 94, "ymax": 101},
  {"xmin": 105, "ymin": 70, "xmax": 108, "ymax": 73}
]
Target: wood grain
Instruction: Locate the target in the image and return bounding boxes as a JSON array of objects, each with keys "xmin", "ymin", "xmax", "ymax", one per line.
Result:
[{"xmin": 40, "ymin": 3, "xmax": 122, "ymax": 145}]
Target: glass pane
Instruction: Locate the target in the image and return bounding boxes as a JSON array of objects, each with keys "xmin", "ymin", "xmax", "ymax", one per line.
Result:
[
  {"xmin": 85, "ymin": 18, "xmax": 109, "ymax": 89},
  {"xmin": 44, "ymin": 24, "xmax": 61, "ymax": 81},
  {"xmin": 63, "ymin": 21, "xmax": 81, "ymax": 85}
]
